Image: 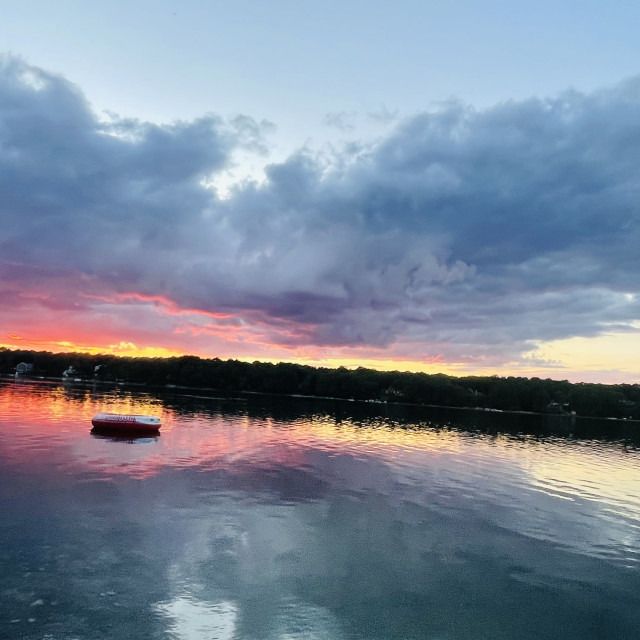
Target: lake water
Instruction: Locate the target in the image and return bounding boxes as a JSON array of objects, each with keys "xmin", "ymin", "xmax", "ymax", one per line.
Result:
[{"xmin": 1, "ymin": 380, "xmax": 640, "ymax": 639}]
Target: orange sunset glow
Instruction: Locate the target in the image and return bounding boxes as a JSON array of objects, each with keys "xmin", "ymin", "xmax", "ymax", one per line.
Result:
[
  {"xmin": 3, "ymin": 283, "xmax": 640, "ymax": 384},
  {"xmin": 1, "ymin": 284, "xmax": 639, "ymax": 385}
]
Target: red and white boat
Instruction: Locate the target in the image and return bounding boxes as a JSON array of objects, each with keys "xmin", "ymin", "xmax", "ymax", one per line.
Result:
[{"xmin": 91, "ymin": 412, "xmax": 161, "ymax": 433}]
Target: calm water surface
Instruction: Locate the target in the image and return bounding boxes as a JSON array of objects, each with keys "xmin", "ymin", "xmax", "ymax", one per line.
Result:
[{"xmin": 1, "ymin": 380, "xmax": 640, "ymax": 639}]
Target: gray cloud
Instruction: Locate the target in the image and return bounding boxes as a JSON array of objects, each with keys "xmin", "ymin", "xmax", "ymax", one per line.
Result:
[
  {"xmin": 2, "ymin": 55, "xmax": 640, "ymax": 365},
  {"xmin": 323, "ymin": 111, "xmax": 355, "ymax": 131}
]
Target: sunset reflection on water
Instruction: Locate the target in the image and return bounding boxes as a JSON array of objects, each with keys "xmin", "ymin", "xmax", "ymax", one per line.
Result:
[
  {"xmin": 1, "ymin": 379, "xmax": 640, "ymax": 509},
  {"xmin": 2, "ymin": 380, "xmax": 640, "ymax": 639}
]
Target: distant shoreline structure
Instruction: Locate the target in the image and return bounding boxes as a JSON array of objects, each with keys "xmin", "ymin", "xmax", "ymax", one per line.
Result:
[
  {"xmin": 1, "ymin": 348, "xmax": 639, "ymax": 422},
  {"xmin": 1, "ymin": 371, "xmax": 639, "ymax": 427}
]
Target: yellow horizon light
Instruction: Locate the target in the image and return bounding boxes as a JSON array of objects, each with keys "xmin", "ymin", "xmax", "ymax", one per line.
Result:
[{"xmin": 528, "ymin": 331, "xmax": 640, "ymax": 375}]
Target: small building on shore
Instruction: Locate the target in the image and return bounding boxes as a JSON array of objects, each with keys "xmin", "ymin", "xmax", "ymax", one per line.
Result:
[{"xmin": 15, "ymin": 362, "xmax": 34, "ymax": 376}]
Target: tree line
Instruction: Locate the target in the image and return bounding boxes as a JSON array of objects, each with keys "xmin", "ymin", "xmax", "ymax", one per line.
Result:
[{"xmin": 1, "ymin": 347, "xmax": 639, "ymax": 420}]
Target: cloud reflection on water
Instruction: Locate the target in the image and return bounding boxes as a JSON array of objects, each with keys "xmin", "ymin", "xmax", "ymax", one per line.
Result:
[
  {"xmin": 2, "ymin": 382, "xmax": 640, "ymax": 638},
  {"xmin": 155, "ymin": 596, "xmax": 237, "ymax": 640}
]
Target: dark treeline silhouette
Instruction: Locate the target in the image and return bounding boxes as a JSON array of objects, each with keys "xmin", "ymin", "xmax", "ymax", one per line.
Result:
[{"xmin": 1, "ymin": 348, "xmax": 639, "ymax": 420}]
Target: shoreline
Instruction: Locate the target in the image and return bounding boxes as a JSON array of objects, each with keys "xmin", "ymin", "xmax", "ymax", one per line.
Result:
[{"xmin": 3, "ymin": 374, "xmax": 639, "ymax": 425}]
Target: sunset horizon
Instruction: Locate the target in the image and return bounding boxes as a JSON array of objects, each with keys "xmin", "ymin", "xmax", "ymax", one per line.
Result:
[
  {"xmin": 2, "ymin": 336, "xmax": 638, "ymax": 386},
  {"xmin": 2, "ymin": 2, "xmax": 640, "ymax": 387}
]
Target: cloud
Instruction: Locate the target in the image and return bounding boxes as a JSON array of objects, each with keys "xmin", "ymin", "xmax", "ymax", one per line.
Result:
[
  {"xmin": 367, "ymin": 107, "xmax": 399, "ymax": 125},
  {"xmin": 323, "ymin": 111, "xmax": 355, "ymax": 132},
  {"xmin": 229, "ymin": 114, "xmax": 276, "ymax": 155},
  {"xmin": 2, "ymin": 54, "xmax": 640, "ymax": 369}
]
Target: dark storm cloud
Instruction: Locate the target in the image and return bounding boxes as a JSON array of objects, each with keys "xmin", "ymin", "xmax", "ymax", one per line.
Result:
[
  {"xmin": 2, "ymin": 55, "xmax": 640, "ymax": 362},
  {"xmin": 0, "ymin": 56, "xmax": 235, "ymax": 293},
  {"xmin": 362, "ymin": 88, "xmax": 640, "ymax": 275},
  {"xmin": 212, "ymin": 83, "xmax": 640, "ymax": 351}
]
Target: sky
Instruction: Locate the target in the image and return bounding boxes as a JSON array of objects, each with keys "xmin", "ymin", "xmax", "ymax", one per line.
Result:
[{"xmin": 1, "ymin": 0, "xmax": 640, "ymax": 384}]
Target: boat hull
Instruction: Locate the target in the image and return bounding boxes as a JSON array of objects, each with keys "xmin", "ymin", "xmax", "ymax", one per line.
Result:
[{"xmin": 91, "ymin": 413, "xmax": 161, "ymax": 433}]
